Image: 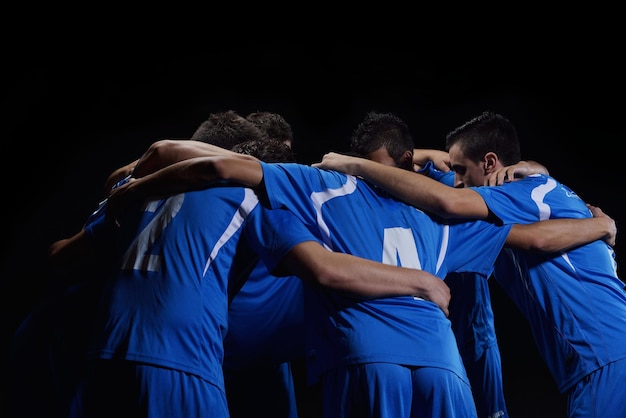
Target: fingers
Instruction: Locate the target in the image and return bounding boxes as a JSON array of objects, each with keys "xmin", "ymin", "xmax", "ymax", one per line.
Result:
[
  {"xmin": 487, "ymin": 169, "xmax": 510, "ymax": 186},
  {"xmin": 587, "ymin": 203, "xmax": 617, "ymax": 246}
]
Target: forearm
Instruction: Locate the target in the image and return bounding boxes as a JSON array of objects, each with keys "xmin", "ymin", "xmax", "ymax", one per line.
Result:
[
  {"xmin": 507, "ymin": 217, "xmax": 615, "ymax": 252},
  {"xmin": 107, "ymin": 156, "xmax": 264, "ymax": 219},
  {"xmin": 132, "ymin": 139, "xmax": 247, "ymax": 178},
  {"xmin": 314, "ymin": 153, "xmax": 487, "ymax": 219},
  {"xmin": 318, "ymin": 256, "xmax": 436, "ymax": 298},
  {"xmin": 282, "ymin": 241, "xmax": 450, "ymax": 315},
  {"xmin": 354, "ymin": 158, "xmax": 488, "ymax": 219},
  {"xmin": 413, "ymin": 148, "xmax": 450, "ymax": 172},
  {"xmin": 356, "ymin": 159, "xmax": 448, "ymax": 212}
]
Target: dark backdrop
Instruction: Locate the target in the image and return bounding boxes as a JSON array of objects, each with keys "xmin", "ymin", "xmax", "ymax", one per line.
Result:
[{"xmin": 3, "ymin": 48, "xmax": 623, "ymax": 417}]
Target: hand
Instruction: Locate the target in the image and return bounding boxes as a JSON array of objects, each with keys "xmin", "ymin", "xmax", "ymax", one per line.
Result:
[
  {"xmin": 414, "ymin": 272, "xmax": 451, "ymax": 317},
  {"xmin": 413, "ymin": 149, "xmax": 451, "ymax": 172},
  {"xmin": 588, "ymin": 204, "xmax": 617, "ymax": 246},
  {"xmin": 486, "ymin": 161, "xmax": 532, "ymax": 186},
  {"xmin": 312, "ymin": 152, "xmax": 363, "ymax": 175},
  {"xmin": 486, "ymin": 160, "xmax": 549, "ymax": 186}
]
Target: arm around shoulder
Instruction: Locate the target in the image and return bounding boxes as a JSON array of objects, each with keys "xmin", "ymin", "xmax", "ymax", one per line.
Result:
[
  {"xmin": 132, "ymin": 139, "xmax": 246, "ymax": 178},
  {"xmin": 279, "ymin": 241, "xmax": 451, "ymax": 316},
  {"xmin": 505, "ymin": 206, "xmax": 616, "ymax": 252}
]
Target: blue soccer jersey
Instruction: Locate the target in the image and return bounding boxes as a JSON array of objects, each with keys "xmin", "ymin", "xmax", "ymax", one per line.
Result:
[
  {"xmin": 256, "ymin": 162, "xmax": 513, "ymax": 385},
  {"xmin": 418, "ymin": 162, "xmax": 500, "ymax": 357},
  {"xmin": 224, "ymin": 262, "xmax": 304, "ymax": 370},
  {"xmin": 471, "ymin": 174, "xmax": 626, "ymax": 393},
  {"xmin": 84, "ymin": 186, "xmax": 260, "ymax": 392},
  {"xmin": 396, "ymin": 162, "xmax": 501, "ymax": 358},
  {"xmin": 419, "ymin": 162, "xmax": 508, "ymax": 418},
  {"xmin": 223, "ymin": 249, "xmax": 305, "ymax": 418}
]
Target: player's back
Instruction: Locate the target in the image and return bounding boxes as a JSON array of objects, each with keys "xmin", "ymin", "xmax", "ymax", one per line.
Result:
[
  {"xmin": 259, "ymin": 162, "xmax": 512, "ymax": 383},
  {"xmin": 84, "ymin": 186, "xmax": 260, "ymax": 388},
  {"xmin": 474, "ymin": 174, "xmax": 626, "ymax": 392},
  {"xmin": 224, "ymin": 260, "xmax": 305, "ymax": 369}
]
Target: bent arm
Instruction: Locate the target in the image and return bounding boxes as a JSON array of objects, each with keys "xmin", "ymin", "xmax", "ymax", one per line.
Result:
[
  {"xmin": 280, "ymin": 241, "xmax": 451, "ymax": 316},
  {"xmin": 313, "ymin": 152, "xmax": 489, "ymax": 219},
  {"xmin": 132, "ymin": 139, "xmax": 248, "ymax": 178},
  {"xmin": 505, "ymin": 209, "xmax": 616, "ymax": 252},
  {"xmin": 106, "ymin": 156, "xmax": 265, "ymax": 222},
  {"xmin": 413, "ymin": 148, "xmax": 451, "ymax": 172}
]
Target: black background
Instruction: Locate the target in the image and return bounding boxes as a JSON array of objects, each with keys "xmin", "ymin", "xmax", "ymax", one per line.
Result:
[{"xmin": 2, "ymin": 46, "xmax": 623, "ymax": 417}]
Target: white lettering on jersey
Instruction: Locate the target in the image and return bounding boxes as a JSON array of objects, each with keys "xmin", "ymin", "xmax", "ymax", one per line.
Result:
[
  {"xmin": 121, "ymin": 194, "xmax": 184, "ymax": 272},
  {"xmin": 382, "ymin": 227, "xmax": 421, "ymax": 269},
  {"xmin": 119, "ymin": 189, "xmax": 259, "ymax": 274}
]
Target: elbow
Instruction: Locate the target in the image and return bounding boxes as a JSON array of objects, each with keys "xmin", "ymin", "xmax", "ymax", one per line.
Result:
[
  {"xmin": 434, "ymin": 196, "xmax": 466, "ymax": 219},
  {"xmin": 311, "ymin": 263, "xmax": 335, "ymax": 288},
  {"xmin": 311, "ymin": 262, "xmax": 351, "ymax": 290},
  {"xmin": 437, "ymin": 199, "xmax": 458, "ymax": 219},
  {"xmin": 213, "ymin": 157, "xmax": 261, "ymax": 187},
  {"xmin": 211, "ymin": 157, "xmax": 236, "ymax": 181},
  {"xmin": 438, "ymin": 190, "xmax": 488, "ymax": 220},
  {"xmin": 525, "ymin": 234, "xmax": 560, "ymax": 253},
  {"xmin": 133, "ymin": 140, "xmax": 178, "ymax": 177},
  {"xmin": 148, "ymin": 139, "xmax": 182, "ymax": 165}
]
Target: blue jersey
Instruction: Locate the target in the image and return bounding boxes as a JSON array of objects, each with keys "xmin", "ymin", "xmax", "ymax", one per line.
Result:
[
  {"xmin": 420, "ymin": 162, "xmax": 508, "ymax": 418},
  {"xmin": 419, "ymin": 162, "xmax": 499, "ymax": 357},
  {"xmin": 472, "ymin": 174, "xmax": 626, "ymax": 392},
  {"xmin": 223, "ymin": 249, "xmax": 304, "ymax": 418},
  {"xmin": 223, "ymin": 259, "xmax": 305, "ymax": 370},
  {"xmin": 84, "ymin": 186, "xmax": 260, "ymax": 391},
  {"xmin": 256, "ymin": 162, "xmax": 513, "ymax": 384}
]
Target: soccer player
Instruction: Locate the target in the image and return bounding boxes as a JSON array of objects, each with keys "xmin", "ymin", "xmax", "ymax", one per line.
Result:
[
  {"xmin": 104, "ymin": 138, "xmax": 615, "ymax": 418},
  {"xmin": 314, "ymin": 110, "xmax": 626, "ymax": 417},
  {"xmin": 348, "ymin": 110, "xmax": 512, "ymax": 418}
]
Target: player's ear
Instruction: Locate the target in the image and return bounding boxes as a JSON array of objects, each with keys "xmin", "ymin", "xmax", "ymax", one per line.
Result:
[
  {"xmin": 399, "ymin": 150, "xmax": 414, "ymax": 171},
  {"xmin": 483, "ymin": 152, "xmax": 498, "ymax": 174}
]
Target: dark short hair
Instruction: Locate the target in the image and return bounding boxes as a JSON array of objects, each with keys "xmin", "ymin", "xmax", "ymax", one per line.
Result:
[
  {"xmin": 191, "ymin": 110, "xmax": 268, "ymax": 148},
  {"xmin": 445, "ymin": 111, "xmax": 521, "ymax": 165},
  {"xmin": 231, "ymin": 138, "xmax": 296, "ymax": 163},
  {"xmin": 246, "ymin": 111, "xmax": 293, "ymax": 144},
  {"xmin": 350, "ymin": 111, "xmax": 414, "ymax": 164}
]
